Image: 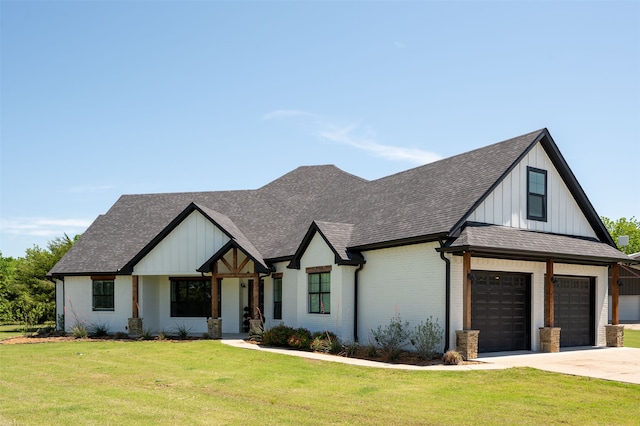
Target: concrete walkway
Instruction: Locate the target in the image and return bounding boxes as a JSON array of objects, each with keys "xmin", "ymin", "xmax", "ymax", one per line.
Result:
[{"xmin": 220, "ymin": 325, "xmax": 640, "ymax": 384}]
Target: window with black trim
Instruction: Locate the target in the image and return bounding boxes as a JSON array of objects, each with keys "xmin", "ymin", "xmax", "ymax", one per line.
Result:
[
  {"xmin": 308, "ymin": 272, "xmax": 330, "ymax": 314},
  {"xmin": 527, "ymin": 167, "xmax": 547, "ymax": 221},
  {"xmin": 92, "ymin": 279, "xmax": 114, "ymax": 311},
  {"xmin": 273, "ymin": 277, "xmax": 282, "ymax": 320},
  {"xmin": 170, "ymin": 278, "xmax": 212, "ymax": 317}
]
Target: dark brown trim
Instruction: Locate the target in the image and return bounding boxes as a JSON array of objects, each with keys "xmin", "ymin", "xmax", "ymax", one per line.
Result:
[
  {"xmin": 463, "ymin": 251, "xmax": 471, "ymax": 330},
  {"xmin": 544, "ymin": 260, "xmax": 554, "ymax": 327},
  {"xmin": 611, "ymin": 263, "xmax": 619, "ymax": 325},
  {"xmin": 272, "ymin": 272, "xmax": 283, "ymax": 279},
  {"xmin": 305, "ymin": 265, "xmax": 332, "ymax": 274},
  {"xmin": 91, "ymin": 275, "xmax": 116, "ymax": 281},
  {"xmin": 169, "ymin": 276, "xmax": 210, "ymax": 281}
]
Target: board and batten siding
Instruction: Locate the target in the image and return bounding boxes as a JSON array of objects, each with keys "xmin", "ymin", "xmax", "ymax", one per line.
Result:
[
  {"xmin": 467, "ymin": 142, "xmax": 596, "ymax": 238},
  {"xmin": 358, "ymin": 242, "xmax": 446, "ymax": 350},
  {"xmin": 133, "ymin": 211, "xmax": 230, "ymax": 275}
]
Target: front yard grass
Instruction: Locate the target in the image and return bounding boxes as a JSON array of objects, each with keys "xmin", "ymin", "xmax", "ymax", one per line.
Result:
[
  {"xmin": 1, "ymin": 340, "xmax": 639, "ymax": 425},
  {"xmin": 625, "ymin": 329, "xmax": 640, "ymax": 348}
]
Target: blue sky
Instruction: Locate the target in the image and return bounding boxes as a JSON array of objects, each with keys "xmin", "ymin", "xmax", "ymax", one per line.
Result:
[{"xmin": 1, "ymin": 0, "xmax": 639, "ymax": 258}]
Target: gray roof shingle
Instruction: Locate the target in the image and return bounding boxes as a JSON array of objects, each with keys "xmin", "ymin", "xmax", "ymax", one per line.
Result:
[{"xmin": 49, "ymin": 129, "xmax": 624, "ymax": 276}]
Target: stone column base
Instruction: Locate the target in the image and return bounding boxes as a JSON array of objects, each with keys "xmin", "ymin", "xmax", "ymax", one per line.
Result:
[
  {"xmin": 128, "ymin": 318, "xmax": 143, "ymax": 337},
  {"xmin": 605, "ymin": 324, "xmax": 624, "ymax": 347},
  {"xmin": 539, "ymin": 327, "xmax": 561, "ymax": 353},
  {"xmin": 456, "ymin": 330, "xmax": 479, "ymax": 360},
  {"xmin": 207, "ymin": 318, "xmax": 222, "ymax": 339},
  {"xmin": 249, "ymin": 319, "xmax": 264, "ymax": 341}
]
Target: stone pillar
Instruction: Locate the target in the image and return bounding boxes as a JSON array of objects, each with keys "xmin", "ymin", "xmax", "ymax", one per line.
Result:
[
  {"xmin": 128, "ymin": 318, "xmax": 143, "ymax": 337},
  {"xmin": 539, "ymin": 327, "xmax": 561, "ymax": 353},
  {"xmin": 249, "ymin": 319, "xmax": 264, "ymax": 341},
  {"xmin": 456, "ymin": 330, "xmax": 479, "ymax": 360},
  {"xmin": 207, "ymin": 318, "xmax": 222, "ymax": 339},
  {"xmin": 605, "ymin": 324, "xmax": 624, "ymax": 347}
]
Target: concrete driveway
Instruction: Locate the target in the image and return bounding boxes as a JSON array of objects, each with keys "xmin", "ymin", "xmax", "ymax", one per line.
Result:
[{"xmin": 478, "ymin": 347, "xmax": 640, "ymax": 385}]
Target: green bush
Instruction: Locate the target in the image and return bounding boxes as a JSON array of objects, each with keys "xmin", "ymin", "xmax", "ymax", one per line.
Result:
[
  {"xmin": 310, "ymin": 331, "xmax": 339, "ymax": 353},
  {"xmin": 370, "ymin": 315, "xmax": 410, "ymax": 361},
  {"xmin": 90, "ymin": 322, "xmax": 110, "ymax": 337},
  {"xmin": 410, "ymin": 316, "xmax": 443, "ymax": 359},
  {"xmin": 70, "ymin": 323, "xmax": 88, "ymax": 339},
  {"xmin": 174, "ymin": 323, "xmax": 191, "ymax": 340},
  {"xmin": 287, "ymin": 327, "xmax": 312, "ymax": 349},
  {"xmin": 262, "ymin": 324, "xmax": 296, "ymax": 347}
]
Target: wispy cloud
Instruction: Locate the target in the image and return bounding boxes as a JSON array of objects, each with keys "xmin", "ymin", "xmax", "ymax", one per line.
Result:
[
  {"xmin": 0, "ymin": 217, "xmax": 94, "ymax": 237},
  {"xmin": 262, "ymin": 109, "xmax": 441, "ymax": 165},
  {"xmin": 319, "ymin": 125, "xmax": 441, "ymax": 165}
]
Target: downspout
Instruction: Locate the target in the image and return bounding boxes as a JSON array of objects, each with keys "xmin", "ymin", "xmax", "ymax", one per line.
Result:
[
  {"xmin": 353, "ymin": 262, "xmax": 365, "ymax": 343},
  {"xmin": 438, "ymin": 238, "xmax": 451, "ymax": 351}
]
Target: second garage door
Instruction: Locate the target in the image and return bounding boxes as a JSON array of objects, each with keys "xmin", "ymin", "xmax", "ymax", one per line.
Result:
[
  {"xmin": 554, "ymin": 276, "xmax": 594, "ymax": 347},
  {"xmin": 471, "ymin": 271, "xmax": 531, "ymax": 352}
]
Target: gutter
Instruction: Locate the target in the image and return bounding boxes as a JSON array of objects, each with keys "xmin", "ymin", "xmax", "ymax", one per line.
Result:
[
  {"xmin": 353, "ymin": 261, "xmax": 365, "ymax": 342},
  {"xmin": 438, "ymin": 238, "xmax": 451, "ymax": 352}
]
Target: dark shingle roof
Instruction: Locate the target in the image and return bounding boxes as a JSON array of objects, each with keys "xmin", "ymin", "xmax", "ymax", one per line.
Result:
[
  {"xmin": 447, "ymin": 223, "xmax": 631, "ymax": 263},
  {"xmin": 49, "ymin": 128, "xmax": 623, "ymax": 276}
]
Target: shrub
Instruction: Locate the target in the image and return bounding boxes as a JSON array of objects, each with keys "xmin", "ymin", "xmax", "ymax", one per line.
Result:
[
  {"xmin": 157, "ymin": 330, "xmax": 168, "ymax": 341},
  {"xmin": 174, "ymin": 323, "xmax": 192, "ymax": 340},
  {"xmin": 90, "ymin": 322, "xmax": 110, "ymax": 337},
  {"xmin": 340, "ymin": 341, "xmax": 359, "ymax": 357},
  {"xmin": 141, "ymin": 328, "xmax": 154, "ymax": 340},
  {"xmin": 70, "ymin": 323, "xmax": 89, "ymax": 338},
  {"xmin": 114, "ymin": 331, "xmax": 129, "ymax": 340},
  {"xmin": 287, "ymin": 327, "xmax": 312, "ymax": 349},
  {"xmin": 310, "ymin": 331, "xmax": 339, "ymax": 353},
  {"xmin": 410, "ymin": 316, "xmax": 443, "ymax": 360},
  {"xmin": 262, "ymin": 324, "xmax": 296, "ymax": 347},
  {"xmin": 370, "ymin": 315, "xmax": 410, "ymax": 361},
  {"xmin": 442, "ymin": 350, "xmax": 463, "ymax": 365},
  {"xmin": 366, "ymin": 342, "xmax": 378, "ymax": 358}
]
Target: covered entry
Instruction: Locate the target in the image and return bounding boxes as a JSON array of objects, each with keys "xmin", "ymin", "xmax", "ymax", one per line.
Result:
[
  {"xmin": 554, "ymin": 276, "xmax": 595, "ymax": 347},
  {"xmin": 471, "ymin": 271, "xmax": 531, "ymax": 352}
]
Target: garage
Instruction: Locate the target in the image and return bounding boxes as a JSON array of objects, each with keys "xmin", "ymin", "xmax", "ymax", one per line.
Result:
[
  {"xmin": 471, "ymin": 271, "xmax": 531, "ymax": 352},
  {"xmin": 554, "ymin": 276, "xmax": 595, "ymax": 347}
]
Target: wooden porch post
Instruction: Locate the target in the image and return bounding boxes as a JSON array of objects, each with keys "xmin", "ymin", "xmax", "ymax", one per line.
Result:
[
  {"xmin": 212, "ymin": 263, "xmax": 220, "ymax": 319},
  {"xmin": 463, "ymin": 251, "xmax": 472, "ymax": 330},
  {"xmin": 611, "ymin": 263, "xmax": 619, "ymax": 325},
  {"xmin": 252, "ymin": 273, "xmax": 259, "ymax": 319},
  {"xmin": 132, "ymin": 275, "xmax": 139, "ymax": 318},
  {"xmin": 545, "ymin": 259, "xmax": 554, "ymax": 327}
]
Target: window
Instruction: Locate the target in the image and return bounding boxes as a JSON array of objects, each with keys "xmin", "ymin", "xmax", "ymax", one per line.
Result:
[
  {"xmin": 92, "ymin": 278, "xmax": 114, "ymax": 311},
  {"xmin": 308, "ymin": 272, "xmax": 330, "ymax": 314},
  {"xmin": 170, "ymin": 279, "xmax": 211, "ymax": 317},
  {"xmin": 527, "ymin": 167, "xmax": 547, "ymax": 221},
  {"xmin": 273, "ymin": 276, "xmax": 282, "ymax": 320}
]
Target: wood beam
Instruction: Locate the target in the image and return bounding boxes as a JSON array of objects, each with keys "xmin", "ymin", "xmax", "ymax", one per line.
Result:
[
  {"xmin": 220, "ymin": 257, "xmax": 233, "ymax": 272},
  {"xmin": 463, "ymin": 251, "xmax": 471, "ymax": 330},
  {"xmin": 611, "ymin": 263, "xmax": 620, "ymax": 325},
  {"xmin": 545, "ymin": 259, "xmax": 554, "ymax": 327},
  {"xmin": 132, "ymin": 275, "xmax": 139, "ymax": 318},
  {"xmin": 252, "ymin": 274, "xmax": 259, "ymax": 319},
  {"xmin": 212, "ymin": 263, "xmax": 219, "ymax": 319},
  {"xmin": 238, "ymin": 256, "xmax": 251, "ymax": 273}
]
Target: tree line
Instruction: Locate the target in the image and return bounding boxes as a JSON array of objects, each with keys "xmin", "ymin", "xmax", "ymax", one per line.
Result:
[{"xmin": 0, "ymin": 217, "xmax": 638, "ymax": 327}]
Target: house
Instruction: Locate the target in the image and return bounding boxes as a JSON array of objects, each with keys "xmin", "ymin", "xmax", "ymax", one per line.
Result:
[
  {"xmin": 49, "ymin": 128, "xmax": 633, "ymax": 355},
  {"xmin": 609, "ymin": 252, "xmax": 640, "ymax": 322}
]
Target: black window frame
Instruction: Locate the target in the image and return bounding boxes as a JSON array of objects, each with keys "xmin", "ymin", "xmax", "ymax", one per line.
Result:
[
  {"xmin": 527, "ymin": 166, "xmax": 547, "ymax": 222},
  {"xmin": 92, "ymin": 279, "xmax": 115, "ymax": 311},
  {"xmin": 308, "ymin": 272, "xmax": 330, "ymax": 314},
  {"xmin": 273, "ymin": 276, "xmax": 282, "ymax": 320},
  {"xmin": 170, "ymin": 278, "xmax": 212, "ymax": 318}
]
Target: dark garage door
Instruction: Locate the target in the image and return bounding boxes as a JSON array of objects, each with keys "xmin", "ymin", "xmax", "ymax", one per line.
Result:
[
  {"xmin": 554, "ymin": 276, "xmax": 594, "ymax": 347},
  {"xmin": 472, "ymin": 271, "xmax": 531, "ymax": 352}
]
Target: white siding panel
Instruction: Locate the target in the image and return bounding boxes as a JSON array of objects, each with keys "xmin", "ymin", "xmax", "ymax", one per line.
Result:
[
  {"xmin": 468, "ymin": 142, "xmax": 597, "ymax": 238},
  {"xmin": 62, "ymin": 275, "xmax": 131, "ymax": 334},
  {"xmin": 609, "ymin": 295, "xmax": 640, "ymax": 322},
  {"xmin": 133, "ymin": 211, "xmax": 230, "ymax": 275},
  {"xmin": 358, "ymin": 242, "xmax": 446, "ymax": 351}
]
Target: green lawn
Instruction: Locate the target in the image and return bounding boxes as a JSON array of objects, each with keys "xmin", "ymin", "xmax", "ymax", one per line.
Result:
[
  {"xmin": 625, "ymin": 329, "xmax": 640, "ymax": 348},
  {"xmin": 1, "ymin": 341, "xmax": 639, "ymax": 425}
]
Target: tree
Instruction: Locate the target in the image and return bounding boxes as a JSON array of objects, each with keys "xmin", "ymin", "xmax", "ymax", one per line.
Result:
[
  {"xmin": 601, "ymin": 216, "xmax": 640, "ymax": 255},
  {"xmin": 1, "ymin": 234, "xmax": 80, "ymax": 326}
]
